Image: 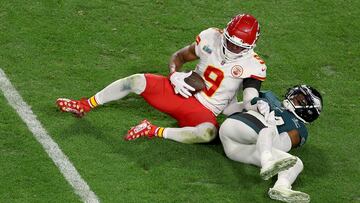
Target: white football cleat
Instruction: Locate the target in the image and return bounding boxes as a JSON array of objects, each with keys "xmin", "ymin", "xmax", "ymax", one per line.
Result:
[
  {"xmin": 268, "ymin": 186, "xmax": 310, "ymax": 203},
  {"xmin": 260, "ymin": 156, "xmax": 297, "ymax": 180}
]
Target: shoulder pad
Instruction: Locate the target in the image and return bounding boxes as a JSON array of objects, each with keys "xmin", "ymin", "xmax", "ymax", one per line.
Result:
[
  {"xmin": 196, "ymin": 28, "xmax": 222, "ymax": 44},
  {"xmin": 240, "ymin": 52, "xmax": 266, "ymax": 81},
  {"xmin": 195, "ymin": 28, "xmax": 222, "ymax": 57}
]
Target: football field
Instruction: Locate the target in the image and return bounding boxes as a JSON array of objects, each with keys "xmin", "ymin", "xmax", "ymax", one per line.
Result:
[{"xmin": 1, "ymin": 1, "xmax": 359, "ymax": 202}]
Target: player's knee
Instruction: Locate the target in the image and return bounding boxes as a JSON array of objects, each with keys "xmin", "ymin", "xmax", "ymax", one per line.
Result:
[
  {"xmin": 198, "ymin": 128, "xmax": 217, "ymax": 143},
  {"xmin": 295, "ymin": 157, "xmax": 304, "ymax": 172},
  {"xmin": 219, "ymin": 119, "xmax": 231, "ymax": 140},
  {"xmin": 219, "ymin": 132, "xmax": 238, "ymax": 160},
  {"xmin": 221, "ymin": 143, "xmax": 242, "ymax": 162},
  {"xmin": 224, "ymin": 151, "xmax": 238, "ymax": 162},
  {"xmin": 127, "ymin": 74, "xmax": 146, "ymax": 94},
  {"xmin": 219, "ymin": 119, "xmax": 239, "ymax": 142},
  {"xmin": 221, "ymin": 143, "xmax": 233, "ymax": 160},
  {"xmin": 195, "ymin": 123, "xmax": 217, "ymax": 143}
]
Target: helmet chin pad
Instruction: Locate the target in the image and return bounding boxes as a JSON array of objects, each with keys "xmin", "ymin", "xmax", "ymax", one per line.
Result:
[{"xmin": 221, "ymin": 35, "xmax": 252, "ymax": 61}]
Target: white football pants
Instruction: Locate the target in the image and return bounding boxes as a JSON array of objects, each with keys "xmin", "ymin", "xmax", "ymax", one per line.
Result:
[{"xmin": 219, "ymin": 111, "xmax": 303, "ymax": 189}]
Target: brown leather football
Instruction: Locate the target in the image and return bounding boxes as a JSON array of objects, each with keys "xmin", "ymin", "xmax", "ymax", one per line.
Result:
[{"xmin": 184, "ymin": 71, "xmax": 206, "ymax": 93}]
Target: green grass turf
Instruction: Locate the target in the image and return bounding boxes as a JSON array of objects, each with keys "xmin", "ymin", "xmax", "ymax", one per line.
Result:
[
  {"xmin": 0, "ymin": 94, "xmax": 80, "ymax": 202},
  {"xmin": 1, "ymin": 0, "xmax": 360, "ymax": 202}
]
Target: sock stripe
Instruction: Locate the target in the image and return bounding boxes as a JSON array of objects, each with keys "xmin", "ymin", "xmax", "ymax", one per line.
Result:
[
  {"xmin": 88, "ymin": 96, "xmax": 98, "ymax": 108},
  {"xmin": 157, "ymin": 127, "xmax": 164, "ymax": 137}
]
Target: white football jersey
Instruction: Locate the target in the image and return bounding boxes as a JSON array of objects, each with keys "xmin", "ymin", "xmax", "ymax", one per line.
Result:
[{"xmin": 193, "ymin": 28, "xmax": 267, "ymax": 116}]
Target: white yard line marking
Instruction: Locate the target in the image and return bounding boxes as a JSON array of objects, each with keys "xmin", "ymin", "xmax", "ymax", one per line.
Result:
[{"xmin": 0, "ymin": 68, "xmax": 100, "ymax": 203}]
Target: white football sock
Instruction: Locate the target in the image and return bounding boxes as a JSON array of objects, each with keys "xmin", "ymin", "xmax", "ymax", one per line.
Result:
[
  {"xmin": 256, "ymin": 128, "xmax": 275, "ymax": 166},
  {"xmin": 94, "ymin": 74, "xmax": 146, "ymax": 105},
  {"xmin": 274, "ymin": 157, "xmax": 304, "ymax": 189},
  {"xmin": 163, "ymin": 122, "xmax": 217, "ymax": 144}
]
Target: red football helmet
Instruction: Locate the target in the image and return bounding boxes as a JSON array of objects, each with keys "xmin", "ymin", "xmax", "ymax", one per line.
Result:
[{"xmin": 222, "ymin": 14, "xmax": 260, "ymax": 60}]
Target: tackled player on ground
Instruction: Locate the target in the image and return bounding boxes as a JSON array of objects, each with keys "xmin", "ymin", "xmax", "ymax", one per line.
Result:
[{"xmin": 219, "ymin": 84, "xmax": 323, "ymax": 203}]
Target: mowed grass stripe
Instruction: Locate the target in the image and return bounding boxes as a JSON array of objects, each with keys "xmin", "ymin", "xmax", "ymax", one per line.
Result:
[{"xmin": 0, "ymin": 68, "xmax": 99, "ymax": 203}]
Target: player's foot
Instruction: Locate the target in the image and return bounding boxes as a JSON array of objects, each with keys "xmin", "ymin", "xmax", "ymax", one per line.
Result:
[
  {"xmin": 260, "ymin": 156, "xmax": 297, "ymax": 180},
  {"xmin": 268, "ymin": 186, "xmax": 310, "ymax": 203},
  {"xmin": 124, "ymin": 119, "xmax": 158, "ymax": 141},
  {"xmin": 56, "ymin": 98, "xmax": 91, "ymax": 118}
]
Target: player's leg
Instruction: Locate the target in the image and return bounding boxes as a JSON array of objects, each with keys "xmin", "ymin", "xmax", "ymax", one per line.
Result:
[
  {"xmin": 125, "ymin": 77, "xmax": 219, "ymax": 143},
  {"xmin": 158, "ymin": 101, "xmax": 219, "ymax": 143},
  {"xmin": 56, "ymin": 74, "xmax": 146, "ymax": 117},
  {"xmin": 93, "ymin": 74, "xmax": 146, "ymax": 105},
  {"xmin": 220, "ymin": 112, "xmax": 290, "ymax": 166},
  {"xmin": 124, "ymin": 121, "xmax": 217, "ymax": 144},
  {"xmin": 125, "ymin": 108, "xmax": 218, "ymax": 144},
  {"xmin": 268, "ymin": 157, "xmax": 310, "ymax": 203},
  {"xmin": 219, "ymin": 117, "xmax": 261, "ymax": 166},
  {"xmin": 257, "ymin": 127, "xmax": 297, "ymax": 180},
  {"xmin": 162, "ymin": 122, "xmax": 217, "ymax": 144},
  {"xmin": 220, "ymin": 112, "xmax": 307, "ymax": 202},
  {"xmin": 219, "ymin": 112, "xmax": 297, "ymax": 178}
]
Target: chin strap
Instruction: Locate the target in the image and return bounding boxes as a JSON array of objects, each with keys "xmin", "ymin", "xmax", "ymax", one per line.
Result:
[{"xmin": 220, "ymin": 36, "xmax": 253, "ymax": 62}]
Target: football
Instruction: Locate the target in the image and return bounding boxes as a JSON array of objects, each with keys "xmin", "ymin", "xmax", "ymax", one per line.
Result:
[{"xmin": 184, "ymin": 71, "xmax": 206, "ymax": 93}]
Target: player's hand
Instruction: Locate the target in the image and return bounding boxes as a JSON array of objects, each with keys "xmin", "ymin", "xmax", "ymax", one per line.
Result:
[
  {"xmin": 169, "ymin": 71, "xmax": 195, "ymax": 98},
  {"xmin": 256, "ymin": 100, "xmax": 270, "ymax": 119},
  {"xmin": 266, "ymin": 111, "xmax": 276, "ymax": 127}
]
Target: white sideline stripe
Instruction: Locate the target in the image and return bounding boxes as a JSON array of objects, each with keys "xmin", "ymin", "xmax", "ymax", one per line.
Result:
[{"xmin": 0, "ymin": 68, "xmax": 100, "ymax": 203}]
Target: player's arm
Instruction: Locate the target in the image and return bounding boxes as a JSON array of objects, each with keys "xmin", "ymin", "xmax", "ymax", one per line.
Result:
[
  {"xmin": 168, "ymin": 43, "xmax": 199, "ymax": 74},
  {"xmin": 287, "ymin": 129, "xmax": 301, "ymax": 147},
  {"xmin": 242, "ymin": 78, "xmax": 262, "ymax": 111},
  {"xmin": 225, "ymin": 78, "xmax": 262, "ymax": 116},
  {"xmin": 168, "ymin": 43, "xmax": 198, "ymax": 98},
  {"xmin": 222, "ymin": 97, "xmax": 244, "ymax": 116}
]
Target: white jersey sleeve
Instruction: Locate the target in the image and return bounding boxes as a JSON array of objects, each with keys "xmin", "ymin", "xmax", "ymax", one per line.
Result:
[
  {"xmin": 240, "ymin": 51, "xmax": 267, "ymax": 82},
  {"xmin": 194, "ymin": 28, "xmax": 223, "ymax": 58}
]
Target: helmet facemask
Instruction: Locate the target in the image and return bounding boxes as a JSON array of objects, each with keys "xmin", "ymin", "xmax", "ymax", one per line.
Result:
[
  {"xmin": 282, "ymin": 85, "xmax": 323, "ymax": 123},
  {"xmin": 221, "ymin": 30, "xmax": 255, "ymax": 61}
]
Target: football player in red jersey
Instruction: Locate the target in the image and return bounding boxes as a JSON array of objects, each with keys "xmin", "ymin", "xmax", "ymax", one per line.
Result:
[
  {"xmin": 220, "ymin": 85, "xmax": 323, "ymax": 202},
  {"xmin": 57, "ymin": 14, "xmax": 268, "ymax": 143}
]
